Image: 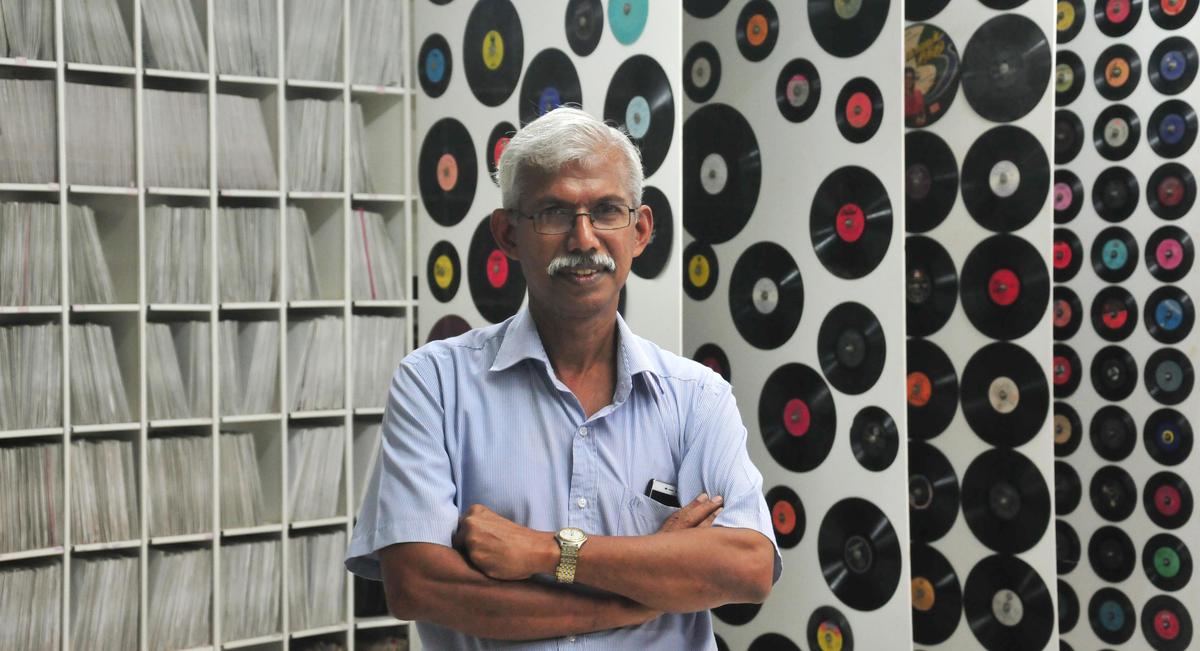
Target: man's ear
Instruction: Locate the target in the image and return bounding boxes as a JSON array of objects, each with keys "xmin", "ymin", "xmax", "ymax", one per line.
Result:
[
  {"xmin": 490, "ymin": 208, "xmax": 520, "ymax": 259},
  {"xmin": 631, "ymin": 203, "xmax": 654, "ymax": 258}
]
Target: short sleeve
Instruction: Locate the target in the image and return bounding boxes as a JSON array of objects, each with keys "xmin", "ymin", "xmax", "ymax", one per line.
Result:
[
  {"xmin": 345, "ymin": 358, "xmax": 460, "ymax": 581},
  {"xmin": 675, "ymin": 375, "xmax": 783, "ymax": 585}
]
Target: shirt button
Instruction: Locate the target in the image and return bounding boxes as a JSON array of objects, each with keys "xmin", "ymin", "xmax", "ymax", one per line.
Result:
[
  {"xmin": 579, "ymin": 426, "xmax": 589, "ymax": 437},
  {"xmin": 576, "ymin": 497, "xmax": 588, "ymax": 509},
  {"xmin": 568, "ymin": 636, "xmax": 576, "ymax": 642}
]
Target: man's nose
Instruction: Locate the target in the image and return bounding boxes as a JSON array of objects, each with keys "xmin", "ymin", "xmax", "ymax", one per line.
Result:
[{"xmin": 566, "ymin": 212, "xmax": 602, "ymax": 251}]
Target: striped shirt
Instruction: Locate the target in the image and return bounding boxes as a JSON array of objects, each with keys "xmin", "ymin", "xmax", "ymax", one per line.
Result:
[{"xmin": 346, "ymin": 306, "xmax": 782, "ymax": 650}]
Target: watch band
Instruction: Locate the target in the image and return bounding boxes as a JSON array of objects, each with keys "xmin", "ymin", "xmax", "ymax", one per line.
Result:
[{"xmin": 555, "ymin": 544, "xmax": 580, "ymax": 583}]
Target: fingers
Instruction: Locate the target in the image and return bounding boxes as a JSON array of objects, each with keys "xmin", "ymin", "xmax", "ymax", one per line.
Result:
[
  {"xmin": 699, "ymin": 507, "xmax": 723, "ymax": 528},
  {"xmin": 659, "ymin": 493, "xmax": 723, "ymax": 532}
]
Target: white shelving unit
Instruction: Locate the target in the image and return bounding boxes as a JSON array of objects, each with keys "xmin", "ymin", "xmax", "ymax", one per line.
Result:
[{"xmin": 0, "ymin": 1, "xmax": 415, "ymax": 649}]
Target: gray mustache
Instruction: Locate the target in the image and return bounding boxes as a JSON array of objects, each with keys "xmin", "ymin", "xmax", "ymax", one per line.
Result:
[{"xmin": 547, "ymin": 251, "xmax": 617, "ymax": 276}]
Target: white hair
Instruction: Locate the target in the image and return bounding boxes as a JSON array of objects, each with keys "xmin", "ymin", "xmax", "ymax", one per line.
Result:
[{"xmin": 496, "ymin": 106, "xmax": 644, "ymax": 211}]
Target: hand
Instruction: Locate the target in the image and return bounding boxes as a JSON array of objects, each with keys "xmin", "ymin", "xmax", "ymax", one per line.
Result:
[
  {"xmin": 657, "ymin": 493, "xmax": 723, "ymax": 533},
  {"xmin": 452, "ymin": 504, "xmax": 554, "ymax": 581}
]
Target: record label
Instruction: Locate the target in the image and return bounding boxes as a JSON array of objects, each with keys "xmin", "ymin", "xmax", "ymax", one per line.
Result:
[
  {"xmin": 608, "ymin": 0, "xmax": 648, "ymax": 45},
  {"xmin": 785, "ymin": 400, "xmax": 812, "ymax": 437},
  {"xmin": 904, "ymin": 24, "xmax": 960, "ymax": 128},
  {"xmin": 436, "ymin": 154, "xmax": 458, "ymax": 192}
]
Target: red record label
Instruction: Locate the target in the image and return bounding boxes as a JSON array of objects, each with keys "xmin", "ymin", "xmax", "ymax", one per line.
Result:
[
  {"xmin": 1102, "ymin": 304, "xmax": 1129, "ymax": 329},
  {"xmin": 437, "ymin": 153, "xmax": 459, "ymax": 192},
  {"xmin": 492, "ymin": 136, "xmax": 510, "ymax": 167},
  {"xmin": 783, "ymin": 398, "xmax": 811, "ymax": 437},
  {"xmin": 1162, "ymin": 0, "xmax": 1186, "ymax": 15},
  {"xmin": 1053, "ymin": 241, "xmax": 1074, "ymax": 269},
  {"xmin": 988, "ymin": 269, "xmax": 1021, "ymax": 306},
  {"xmin": 907, "ymin": 372, "xmax": 932, "ymax": 407},
  {"xmin": 845, "ymin": 91, "xmax": 873, "ymax": 128},
  {"xmin": 486, "ymin": 250, "xmax": 509, "ymax": 288},
  {"xmin": 836, "ymin": 204, "xmax": 866, "ymax": 242},
  {"xmin": 1155, "ymin": 485, "xmax": 1183, "ymax": 516},
  {"xmin": 1107, "ymin": 0, "xmax": 1132, "ymax": 21},
  {"xmin": 1054, "ymin": 355, "xmax": 1073, "ymax": 385},
  {"xmin": 702, "ymin": 357, "xmax": 723, "ymax": 375},
  {"xmin": 1155, "ymin": 609, "xmax": 1181, "ymax": 639},
  {"xmin": 772, "ymin": 501, "xmax": 797, "ymax": 534},
  {"xmin": 1054, "ymin": 299, "xmax": 1074, "ymax": 327},
  {"xmin": 1157, "ymin": 176, "xmax": 1184, "ymax": 207}
]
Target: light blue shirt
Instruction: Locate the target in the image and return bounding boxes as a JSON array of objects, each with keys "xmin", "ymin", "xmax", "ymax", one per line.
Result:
[{"xmin": 346, "ymin": 306, "xmax": 782, "ymax": 650}]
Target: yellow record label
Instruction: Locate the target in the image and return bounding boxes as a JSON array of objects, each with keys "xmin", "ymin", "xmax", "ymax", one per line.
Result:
[
  {"xmin": 688, "ymin": 254, "xmax": 711, "ymax": 287},
  {"xmin": 1057, "ymin": 1, "xmax": 1076, "ymax": 30},
  {"xmin": 482, "ymin": 30, "xmax": 505, "ymax": 70},
  {"xmin": 816, "ymin": 622, "xmax": 844, "ymax": 651},
  {"xmin": 434, "ymin": 255, "xmax": 454, "ymax": 289}
]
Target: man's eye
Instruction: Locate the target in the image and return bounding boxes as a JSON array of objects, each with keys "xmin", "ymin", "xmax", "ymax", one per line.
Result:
[
  {"xmin": 595, "ymin": 204, "xmax": 623, "ymax": 216},
  {"xmin": 541, "ymin": 208, "xmax": 571, "ymax": 219}
]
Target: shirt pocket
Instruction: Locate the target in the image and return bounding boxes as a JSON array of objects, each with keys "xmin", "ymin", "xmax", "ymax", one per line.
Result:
[{"xmin": 619, "ymin": 485, "xmax": 681, "ymax": 536}]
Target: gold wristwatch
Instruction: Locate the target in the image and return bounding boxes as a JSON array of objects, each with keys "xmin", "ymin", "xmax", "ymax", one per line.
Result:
[{"xmin": 554, "ymin": 527, "xmax": 588, "ymax": 583}]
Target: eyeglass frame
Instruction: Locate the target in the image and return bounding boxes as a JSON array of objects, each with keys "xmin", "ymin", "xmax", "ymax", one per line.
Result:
[{"xmin": 510, "ymin": 202, "xmax": 638, "ymax": 235}]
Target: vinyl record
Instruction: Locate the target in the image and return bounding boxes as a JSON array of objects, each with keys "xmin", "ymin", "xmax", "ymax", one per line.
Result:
[
  {"xmin": 418, "ymin": 118, "xmax": 478, "ymax": 227},
  {"xmin": 1142, "ymin": 595, "xmax": 1193, "ymax": 651},
  {"xmin": 906, "ymin": 235, "xmax": 957, "ymax": 337},
  {"xmin": 684, "ymin": 41, "xmax": 721, "ymax": 104},
  {"xmin": 1150, "ymin": 0, "xmax": 1199, "ymax": 28},
  {"xmin": 1149, "ymin": 99, "xmax": 1198, "ymax": 158},
  {"xmin": 426, "ymin": 314, "xmax": 471, "ymax": 343},
  {"xmin": 1089, "ymin": 587, "xmax": 1136, "ymax": 644},
  {"xmin": 1148, "ymin": 162, "xmax": 1197, "ymax": 220},
  {"xmin": 960, "ymin": 234, "xmax": 1049, "ymax": 340},
  {"xmin": 1094, "ymin": 44, "xmax": 1142, "ymax": 100},
  {"xmin": 1054, "ymin": 285, "xmax": 1083, "ymax": 340},
  {"xmin": 1149, "ymin": 36, "xmax": 1198, "ymax": 95},
  {"xmin": 1055, "ymin": 400, "xmax": 1084, "ymax": 456},
  {"xmin": 564, "ymin": 0, "xmax": 603, "ymax": 57},
  {"xmin": 735, "ymin": 0, "xmax": 779, "ymax": 62},
  {"xmin": 1092, "ymin": 345, "xmax": 1138, "ymax": 400},
  {"xmin": 1056, "ymin": 50, "xmax": 1086, "ymax": 105},
  {"xmin": 905, "ymin": 131, "xmax": 958, "ymax": 233},
  {"xmin": 1093, "ymin": 104, "xmax": 1141, "ymax": 160},
  {"xmin": 729, "ymin": 242, "xmax": 803, "ymax": 349},
  {"xmin": 1145, "ymin": 471, "xmax": 1194, "ymax": 528},
  {"xmin": 1144, "ymin": 408, "xmax": 1194, "ymax": 466},
  {"xmin": 1057, "ymin": 518, "xmax": 1082, "ymax": 573},
  {"xmin": 775, "ymin": 58, "xmax": 821, "ymax": 123},
  {"xmin": 962, "ymin": 448, "xmax": 1050, "ymax": 553},
  {"xmin": 693, "ymin": 342, "xmax": 731, "ymax": 382},
  {"xmin": 747, "ymin": 633, "xmax": 798, "ymax": 651},
  {"xmin": 808, "ymin": 0, "xmax": 889, "ymax": 58},
  {"xmin": 908, "ymin": 0, "xmax": 951, "ymax": 20},
  {"xmin": 904, "ymin": 23, "xmax": 960, "ymax": 128},
  {"xmin": 759, "ymin": 363, "xmax": 835, "ymax": 472},
  {"xmin": 1143, "ymin": 532, "xmax": 1193, "ymax": 592},
  {"xmin": 518, "ymin": 48, "xmax": 582, "ymax": 127},
  {"xmin": 607, "ymin": 0, "xmax": 648, "ymax": 45},
  {"xmin": 682, "ymin": 240, "xmax": 718, "ymax": 301},
  {"xmin": 850, "ymin": 406, "xmax": 898, "ymax": 472},
  {"xmin": 1089, "ymin": 525, "xmax": 1137, "ymax": 582},
  {"xmin": 418, "ymin": 33, "xmax": 452, "ymax": 97},
  {"xmin": 961, "ymin": 343, "xmax": 1049, "ymax": 448},
  {"xmin": 1090, "ymin": 464, "xmax": 1138, "ymax": 521},
  {"xmin": 979, "ymin": 0, "xmax": 1032, "ymax": 7},
  {"xmin": 807, "ymin": 606, "xmax": 854, "ymax": 651},
  {"xmin": 1058, "ymin": 0, "xmax": 1087, "ymax": 42},
  {"xmin": 426, "ymin": 240, "xmax": 461, "ymax": 303},
  {"xmin": 713, "ymin": 601, "xmax": 762, "ymax": 626},
  {"xmin": 1092, "ymin": 166, "xmax": 1138, "ymax": 222},
  {"xmin": 467, "ymin": 216, "xmax": 525, "ymax": 323},
  {"xmin": 963, "ymin": 554, "xmax": 1054, "ymax": 651},
  {"xmin": 1146, "ymin": 225, "xmax": 1194, "ymax": 282},
  {"xmin": 817, "ymin": 302, "xmax": 885, "ymax": 394},
  {"xmin": 908, "ymin": 440, "xmax": 959, "ymax": 542},
  {"xmin": 1059, "ymin": 579, "xmax": 1080, "ymax": 633},
  {"xmin": 836, "ymin": 77, "xmax": 883, "ymax": 143},
  {"xmin": 715, "ymin": 635, "xmax": 729, "ymax": 651},
  {"xmin": 1095, "ymin": 0, "xmax": 1144, "ymax": 35},
  {"xmin": 1055, "ymin": 109, "xmax": 1086, "ymax": 163},
  {"xmin": 961, "ymin": 126, "xmax": 1049, "ymax": 231},
  {"xmin": 1090, "ymin": 405, "xmax": 1138, "ymax": 461},
  {"xmin": 910, "ymin": 543, "xmax": 961, "ymax": 645},
  {"xmin": 631, "ymin": 186, "xmax": 672, "ymax": 280},
  {"xmin": 1091, "ymin": 286, "xmax": 1138, "ymax": 341},
  {"xmin": 1054, "ymin": 228, "xmax": 1083, "ymax": 282},
  {"xmin": 1147, "ymin": 286, "xmax": 1195, "ymax": 344},
  {"xmin": 683, "ymin": 104, "xmax": 760, "ymax": 244},
  {"xmin": 463, "ymin": 0, "xmax": 523, "ymax": 107},
  {"xmin": 1054, "ymin": 343, "xmax": 1083, "ymax": 398},
  {"xmin": 961, "ymin": 14, "xmax": 1051, "ymax": 123},
  {"xmin": 810, "ymin": 166, "xmax": 893, "ymax": 279},
  {"xmin": 604, "ymin": 55, "xmax": 674, "ymax": 177},
  {"xmin": 1091, "ymin": 227, "xmax": 1138, "ymax": 282},
  {"xmin": 818, "ymin": 497, "xmax": 902, "ymax": 611},
  {"xmin": 765, "ymin": 485, "xmax": 804, "ymax": 549},
  {"xmin": 684, "ymin": 0, "xmax": 731, "ymax": 19},
  {"xmin": 1054, "ymin": 169, "xmax": 1084, "ymax": 223},
  {"xmin": 907, "ymin": 338, "xmax": 958, "ymax": 439},
  {"xmin": 1056, "ymin": 461, "xmax": 1083, "ymax": 516},
  {"xmin": 485, "ymin": 121, "xmax": 514, "ymax": 186},
  {"xmin": 1146, "ymin": 348, "xmax": 1194, "ymax": 405}
]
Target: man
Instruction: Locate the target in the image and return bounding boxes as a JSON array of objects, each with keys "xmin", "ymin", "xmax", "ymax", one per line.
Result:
[{"xmin": 346, "ymin": 107, "xmax": 781, "ymax": 649}]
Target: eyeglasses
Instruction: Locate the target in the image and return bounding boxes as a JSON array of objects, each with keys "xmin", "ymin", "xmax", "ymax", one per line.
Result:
[{"xmin": 518, "ymin": 203, "xmax": 635, "ymax": 235}]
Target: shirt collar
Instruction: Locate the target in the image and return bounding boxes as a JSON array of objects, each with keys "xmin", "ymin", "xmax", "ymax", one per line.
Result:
[{"xmin": 489, "ymin": 305, "xmax": 654, "ymax": 382}]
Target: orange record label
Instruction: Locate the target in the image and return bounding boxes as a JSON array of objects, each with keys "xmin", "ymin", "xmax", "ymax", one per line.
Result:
[
  {"xmin": 1054, "ymin": 414, "xmax": 1073, "ymax": 444},
  {"xmin": 746, "ymin": 14, "xmax": 769, "ymax": 46},
  {"xmin": 1162, "ymin": 0, "xmax": 1186, "ymax": 16},
  {"xmin": 911, "ymin": 576, "xmax": 936, "ymax": 612},
  {"xmin": 437, "ymin": 153, "xmax": 459, "ymax": 192},
  {"xmin": 772, "ymin": 501, "xmax": 796, "ymax": 534},
  {"xmin": 907, "ymin": 372, "xmax": 932, "ymax": 407},
  {"xmin": 1106, "ymin": 58, "xmax": 1130, "ymax": 87}
]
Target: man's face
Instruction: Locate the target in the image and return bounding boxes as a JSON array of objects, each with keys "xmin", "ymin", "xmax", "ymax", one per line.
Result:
[{"xmin": 490, "ymin": 149, "xmax": 653, "ymax": 321}]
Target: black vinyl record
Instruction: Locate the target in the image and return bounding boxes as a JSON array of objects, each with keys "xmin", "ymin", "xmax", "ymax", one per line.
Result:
[
  {"xmin": 1056, "ymin": 461, "xmax": 1083, "ymax": 516},
  {"xmin": 484, "ymin": 121, "xmax": 514, "ymax": 186},
  {"xmin": 1055, "ymin": 109, "xmax": 1086, "ymax": 164},
  {"xmin": 1089, "ymin": 525, "xmax": 1137, "ymax": 582},
  {"xmin": 713, "ymin": 601, "xmax": 761, "ymax": 626},
  {"xmin": 1055, "ymin": 400, "xmax": 1084, "ymax": 456},
  {"xmin": 1146, "ymin": 286, "xmax": 1195, "ymax": 344},
  {"xmin": 963, "ymin": 554, "xmax": 1054, "ymax": 651},
  {"xmin": 905, "ymin": 130, "xmax": 958, "ymax": 233},
  {"xmin": 1148, "ymin": 162, "xmax": 1197, "ymax": 220},
  {"xmin": 684, "ymin": 0, "xmax": 731, "ymax": 19},
  {"xmin": 729, "ymin": 242, "xmax": 803, "ymax": 350},
  {"xmin": 1089, "ymin": 587, "xmax": 1136, "ymax": 644},
  {"xmin": 1057, "ymin": 518, "xmax": 1082, "ymax": 573},
  {"xmin": 818, "ymin": 497, "xmax": 902, "ymax": 611},
  {"xmin": 1056, "ymin": 49, "xmax": 1086, "ymax": 105},
  {"xmin": 1054, "ymin": 285, "xmax": 1083, "ymax": 340},
  {"xmin": 1091, "ymin": 345, "xmax": 1138, "ymax": 400},
  {"xmin": 836, "ymin": 77, "xmax": 883, "ymax": 143},
  {"xmin": 1145, "ymin": 471, "xmax": 1194, "ymax": 529},
  {"xmin": 1091, "ymin": 226, "xmax": 1138, "ymax": 282},
  {"xmin": 904, "ymin": 23, "xmax": 960, "ymax": 128},
  {"xmin": 1142, "ymin": 595, "xmax": 1194, "ymax": 651},
  {"xmin": 683, "ymin": 240, "xmax": 718, "ymax": 301},
  {"xmin": 1090, "ymin": 464, "xmax": 1138, "ymax": 521},
  {"xmin": 735, "ymin": 0, "xmax": 778, "ymax": 62},
  {"xmin": 747, "ymin": 633, "xmax": 798, "ymax": 651},
  {"xmin": 1093, "ymin": 43, "xmax": 1142, "ymax": 100},
  {"xmin": 961, "ymin": 14, "xmax": 1051, "ymax": 123},
  {"xmin": 817, "ymin": 302, "xmax": 885, "ymax": 394},
  {"xmin": 564, "ymin": 0, "xmax": 603, "ymax": 57},
  {"xmin": 1059, "ymin": 579, "xmax": 1080, "ymax": 633},
  {"xmin": 683, "ymin": 104, "xmax": 760, "ymax": 244},
  {"xmin": 850, "ymin": 406, "xmax": 898, "ymax": 472},
  {"xmin": 1093, "ymin": 103, "xmax": 1141, "ymax": 160},
  {"xmin": 1090, "ymin": 405, "xmax": 1138, "ymax": 461},
  {"xmin": 426, "ymin": 314, "xmax": 471, "ymax": 344},
  {"xmin": 961, "ymin": 447, "xmax": 1051, "ymax": 553},
  {"xmin": 1058, "ymin": 0, "xmax": 1087, "ymax": 42},
  {"xmin": 463, "ymin": 0, "xmax": 523, "ymax": 107},
  {"xmin": 1095, "ymin": 0, "xmax": 1144, "ymax": 35},
  {"xmin": 907, "ymin": 0, "xmax": 951, "ymax": 20},
  {"xmin": 1147, "ymin": 225, "xmax": 1194, "ymax": 282},
  {"xmin": 467, "ymin": 216, "xmax": 525, "ymax": 323},
  {"xmin": 604, "ymin": 55, "xmax": 674, "ymax": 177},
  {"xmin": 765, "ymin": 485, "xmax": 804, "ymax": 549},
  {"xmin": 518, "ymin": 48, "xmax": 582, "ymax": 127},
  {"xmin": 1150, "ymin": 0, "xmax": 1199, "ymax": 28},
  {"xmin": 776, "ymin": 58, "xmax": 821, "ymax": 123},
  {"xmin": 810, "ymin": 166, "xmax": 893, "ymax": 279},
  {"xmin": 909, "ymin": 440, "xmax": 959, "ymax": 542},
  {"xmin": 418, "ymin": 118, "xmax": 478, "ymax": 227},
  {"xmin": 1149, "ymin": 36, "xmax": 1198, "ymax": 95},
  {"xmin": 907, "ymin": 338, "xmax": 958, "ymax": 440},
  {"xmin": 1091, "ymin": 286, "xmax": 1138, "ymax": 341},
  {"xmin": 693, "ymin": 342, "xmax": 731, "ymax": 382},
  {"xmin": 1092, "ymin": 166, "xmax": 1139, "ymax": 222},
  {"xmin": 960, "ymin": 234, "xmax": 1049, "ymax": 340},
  {"xmin": 1146, "ymin": 347, "xmax": 1194, "ymax": 405},
  {"xmin": 631, "ymin": 186, "xmax": 672, "ymax": 280},
  {"xmin": 807, "ymin": 606, "xmax": 854, "ymax": 651},
  {"xmin": 1149, "ymin": 99, "xmax": 1198, "ymax": 158},
  {"xmin": 426, "ymin": 240, "xmax": 461, "ymax": 303},
  {"xmin": 906, "ymin": 235, "xmax": 957, "ymax": 337},
  {"xmin": 910, "ymin": 542, "xmax": 961, "ymax": 645},
  {"xmin": 808, "ymin": 0, "xmax": 890, "ymax": 58},
  {"xmin": 1143, "ymin": 532, "xmax": 1193, "ymax": 591},
  {"xmin": 1053, "ymin": 169, "xmax": 1084, "ymax": 224},
  {"xmin": 759, "ymin": 363, "xmax": 835, "ymax": 472},
  {"xmin": 1144, "ymin": 408, "xmax": 1194, "ymax": 466},
  {"xmin": 961, "ymin": 126, "xmax": 1049, "ymax": 232},
  {"xmin": 1054, "ymin": 343, "xmax": 1083, "ymax": 398},
  {"xmin": 961, "ymin": 342, "xmax": 1049, "ymax": 448},
  {"xmin": 684, "ymin": 41, "xmax": 721, "ymax": 104},
  {"xmin": 418, "ymin": 33, "xmax": 452, "ymax": 97}
]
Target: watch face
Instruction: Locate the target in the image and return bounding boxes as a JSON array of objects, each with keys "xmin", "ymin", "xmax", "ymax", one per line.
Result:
[{"xmin": 560, "ymin": 528, "xmax": 586, "ymax": 543}]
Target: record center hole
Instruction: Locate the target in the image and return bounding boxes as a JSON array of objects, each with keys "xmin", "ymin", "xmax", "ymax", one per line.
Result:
[
  {"xmin": 843, "ymin": 535, "xmax": 874, "ymax": 574},
  {"xmin": 988, "ymin": 481, "xmax": 1021, "ymax": 521},
  {"xmin": 836, "ymin": 330, "xmax": 867, "ymax": 368}
]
